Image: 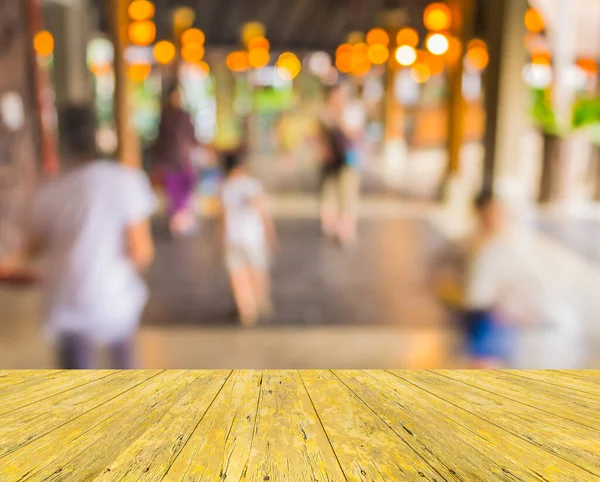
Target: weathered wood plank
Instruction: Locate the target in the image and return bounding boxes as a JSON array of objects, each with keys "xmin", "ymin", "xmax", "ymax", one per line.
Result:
[
  {"xmin": 501, "ymin": 371, "xmax": 600, "ymax": 396},
  {"xmin": 163, "ymin": 370, "xmax": 263, "ymax": 481},
  {"xmin": 300, "ymin": 370, "xmax": 449, "ymax": 481},
  {"xmin": 334, "ymin": 370, "xmax": 546, "ymax": 481},
  {"xmin": 93, "ymin": 370, "xmax": 231, "ymax": 481},
  {"xmin": 0, "ymin": 371, "xmax": 156, "ymax": 458},
  {"xmin": 392, "ymin": 370, "xmax": 600, "ymax": 477},
  {"xmin": 441, "ymin": 370, "xmax": 600, "ymax": 429},
  {"xmin": 0, "ymin": 371, "xmax": 191, "ymax": 481},
  {"xmin": 244, "ymin": 370, "xmax": 346, "ymax": 482},
  {"xmin": 554, "ymin": 370, "xmax": 600, "ymax": 382},
  {"xmin": 0, "ymin": 371, "xmax": 58, "ymax": 390},
  {"xmin": 366, "ymin": 370, "xmax": 597, "ymax": 481},
  {"xmin": 0, "ymin": 370, "xmax": 117, "ymax": 415}
]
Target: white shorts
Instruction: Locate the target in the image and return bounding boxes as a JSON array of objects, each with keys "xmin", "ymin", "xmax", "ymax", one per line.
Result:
[{"xmin": 226, "ymin": 244, "xmax": 270, "ymax": 272}]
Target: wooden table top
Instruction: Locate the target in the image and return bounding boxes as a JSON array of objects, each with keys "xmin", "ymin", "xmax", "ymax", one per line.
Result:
[{"xmin": 0, "ymin": 370, "xmax": 599, "ymax": 481}]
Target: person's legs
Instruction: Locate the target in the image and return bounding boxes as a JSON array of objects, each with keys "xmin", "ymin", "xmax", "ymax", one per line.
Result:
[
  {"xmin": 227, "ymin": 247, "xmax": 259, "ymax": 326},
  {"xmin": 58, "ymin": 333, "xmax": 93, "ymax": 369},
  {"xmin": 320, "ymin": 175, "xmax": 339, "ymax": 238},
  {"xmin": 164, "ymin": 170, "xmax": 196, "ymax": 236},
  {"xmin": 109, "ymin": 337, "xmax": 136, "ymax": 369},
  {"xmin": 337, "ymin": 167, "xmax": 360, "ymax": 246},
  {"xmin": 249, "ymin": 268, "xmax": 273, "ymax": 318},
  {"xmin": 465, "ymin": 311, "xmax": 504, "ymax": 368}
]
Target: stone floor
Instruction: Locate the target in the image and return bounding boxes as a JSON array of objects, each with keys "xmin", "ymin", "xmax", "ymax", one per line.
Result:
[
  {"xmin": 539, "ymin": 218, "xmax": 600, "ymax": 265},
  {"xmin": 144, "ymin": 217, "xmax": 447, "ymax": 328}
]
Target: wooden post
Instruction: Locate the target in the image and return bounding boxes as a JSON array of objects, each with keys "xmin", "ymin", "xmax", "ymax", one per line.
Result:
[
  {"xmin": 108, "ymin": 0, "xmax": 141, "ymax": 167},
  {"xmin": 446, "ymin": 0, "xmax": 474, "ymax": 178},
  {"xmin": 26, "ymin": 0, "xmax": 59, "ymax": 176},
  {"xmin": 481, "ymin": 0, "xmax": 529, "ymax": 194}
]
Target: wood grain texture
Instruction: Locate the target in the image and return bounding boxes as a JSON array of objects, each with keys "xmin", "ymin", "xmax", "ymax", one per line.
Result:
[
  {"xmin": 0, "ymin": 370, "xmax": 598, "ymax": 481},
  {"xmin": 392, "ymin": 370, "xmax": 600, "ymax": 477}
]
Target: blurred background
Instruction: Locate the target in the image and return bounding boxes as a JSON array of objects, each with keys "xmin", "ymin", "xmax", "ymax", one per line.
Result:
[{"xmin": 1, "ymin": 0, "xmax": 600, "ymax": 369}]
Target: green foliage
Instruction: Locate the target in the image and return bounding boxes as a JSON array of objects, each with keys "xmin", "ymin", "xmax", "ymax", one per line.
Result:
[
  {"xmin": 529, "ymin": 88, "xmax": 559, "ymax": 135},
  {"xmin": 572, "ymin": 97, "xmax": 600, "ymax": 129}
]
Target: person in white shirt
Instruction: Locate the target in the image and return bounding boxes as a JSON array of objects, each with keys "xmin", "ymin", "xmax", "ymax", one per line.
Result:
[
  {"xmin": 219, "ymin": 150, "xmax": 277, "ymax": 326},
  {"xmin": 0, "ymin": 105, "xmax": 157, "ymax": 369}
]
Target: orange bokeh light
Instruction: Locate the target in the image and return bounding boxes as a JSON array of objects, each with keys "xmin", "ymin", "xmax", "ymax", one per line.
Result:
[
  {"xmin": 351, "ymin": 59, "xmax": 371, "ymax": 77},
  {"xmin": 181, "ymin": 44, "xmax": 205, "ymax": 62},
  {"xmin": 227, "ymin": 51, "xmax": 250, "ymax": 72},
  {"xmin": 531, "ymin": 54, "xmax": 551, "ymax": 66},
  {"xmin": 525, "ymin": 8, "xmax": 544, "ymax": 34},
  {"xmin": 424, "ymin": 3, "xmax": 452, "ymax": 32},
  {"xmin": 531, "ymin": 52, "xmax": 551, "ymax": 66},
  {"xmin": 468, "ymin": 39, "xmax": 487, "ymax": 51},
  {"xmin": 444, "ymin": 35, "xmax": 462, "ymax": 64},
  {"xmin": 128, "ymin": 20, "xmax": 156, "ymax": 46},
  {"xmin": 181, "ymin": 28, "xmax": 205, "ymax": 46},
  {"xmin": 90, "ymin": 62, "xmax": 111, "ymax": 77},
  {"xmin": 411, "ymin": 62, "xmax": 431, "ymax": 83},
  {"xmin": 426, "ymin": 52, "xmax": 445, "ymax": 75},
  {"xmin": 128, "ymin": 63, "xmax": 152, "ymax": 83},
  {"xmin": 396, "ymin": 28, "xmax": 419, "ymax": 48},
  {"xmin": 336, "ymin": 44, "xmax": 353, "ymax": 57},
  {"xmin": 248, "ymin": 48, "xmax": 270, "ymax": 68},
  {"xmin": 248, "ymin": 36, "xmax": 270, "ymax": 51},
  {"xmin": 366, "ymin": 28, "xmax": 389, "ymax": 47},
  {"xmin": 153, "ymin": 41, "xmax": 176, "ymax": 65},
  {"xmin": 368, "ymin": 44, "xmax": 389, "ymax": 65},
  {"xmin": 33, "ymin": 30, "xmax": 54, "ymax": 57},
  {"xmin": 465, "ymin": 46, "xmax": 489, "ymax": 70},
  {"xmin": 336, "ymin": 52, "xmax": 353, "ymax": 73},
  {"xmin": 577, "ymin": 58, "xmax": 598, "ymax": 74},
  {"xmin": 277, "ymin": 53, "xmax": 301, "ymax": 80},
  {"xmin": 128, "ymin": 0, "xmax": 155, "ymax": 21},
  {"xmin": 352, "ymin": 42, "xmax": 369, "ymax": 61},
  {"xmin": 193, "ymin": 60, "xmax": 210, "ymax": 77}
]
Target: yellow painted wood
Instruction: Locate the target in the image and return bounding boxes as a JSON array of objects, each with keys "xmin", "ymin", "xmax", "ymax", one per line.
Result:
[
  {"xmin": 0, "ymin": 371, "xmax": 155, "ymax": 458},
  {"xmin": 502, "ymin": 370, "xmax": 600, "ymax": 396},
  {"xmin": 334, "ymin": 370, "xmax": 545, "ymax": 481},
  {"xmin": 0, "ymin": 370, "xmax": 191, "ymax": 481},
  {"xmin": 300, "ymin": 370, "xmax": 449, "ymax": 481},
  {"xmin": 0, "ymin": 370, "xmax": 116, "ymax": 415},
  {"xmin": 163, "ymin": 370, "xmax": 263, "ymax": 481},
  {"xmin": 393, "ymin": 370, "xmax": 600, "ymax": 476},
  {"xmin": 0, "ymin": 370, "xmax": 57, "ymax": 389},
  {"xmin": 369, "ymin": 370, "xmax": 597, "ymax": 480},
  {"xmin": 441, "ymin": 370, "xmax": 600, "ymax": 429},
  {"xmin": 0, "ymin": 370, "xmax": 599, "ymax": 481},
  {"xmin": 96, "ymin": 370, "xmax": 231, "ymax": 481},
  {"xmin": 244, "ymin": 370, "xmax": 346, "ymax": 482},
  {"xmin": 556, "ymin": 370, "xmax": 600, "ymax": 382}
]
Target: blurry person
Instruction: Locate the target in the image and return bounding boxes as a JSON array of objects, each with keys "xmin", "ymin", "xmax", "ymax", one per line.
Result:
[
  {"xmin": 462, "ymin": 190, "xmax": 521, "ymax": 368},
  {"xmin": 219, "ymin": 149, "xmax": 278, "ymax": 327},
  {"xmin": 318, "ymin": 83, "xmax": 361, "ymax": 247},
  {"xmin": 0, "ymin": 105, "xmax": 156, "ymax": 369},
  {"xmin": 151, "ymin": 83, "xmax": 199, "ymax": 237}
]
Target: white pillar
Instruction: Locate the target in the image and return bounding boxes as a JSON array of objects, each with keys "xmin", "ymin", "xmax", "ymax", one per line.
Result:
[
  {"xmin": 44, "ymin": 0, "xmax": 94, "ymax": 107},
  {"xmin": 552, "ymin": 0, "xmax": 576, "ymax": 130}
]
